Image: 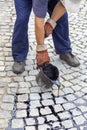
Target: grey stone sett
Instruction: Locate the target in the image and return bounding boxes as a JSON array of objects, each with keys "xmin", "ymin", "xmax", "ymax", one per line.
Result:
[
  {"xmin": 18, "ymin": 94, "xmax": 28, "ymax": 102},
  {"xmin": 1, "ymin": 103, "xmax": 14, "ymax": 111},
  {"xmin": 3, "ymin": 95, "xmax": 14, "ymax": 103},
  {"xmin": 42, "ymin": 99, "xmax": 54, "ymax": 106},
  {"xmin": 25, "ymin": 118, "xmax": 36, "ymax": 126},
  {"xmin": 30, "ymin": 100, "xmax": 41, "ymax": 108},
  {"xmin": 16, "ymin": 110, "xmax": 27, "ymax": 118},
  {"xmin": 61, "ymin": 119, "xmax": 73, "ymax": 129},
  {"xmin": 18, "ymin": 88, "xmax": 30, "ymax": 94},
  {"xmin": 0, "ymin": 112, "xmax": 11, "ymax": 119},
  {"xmin": 40, "ymin": 107, "xmax": 52, "ymax": 115},
  {"xmin": 30, "ymin": 93, "xmax": 40, "ymax": 100},
  {"xmin": 12, "ymin": 119, "xmax": 24, "ymax": 129}
]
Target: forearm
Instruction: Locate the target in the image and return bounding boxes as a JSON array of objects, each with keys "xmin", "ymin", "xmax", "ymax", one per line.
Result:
[
  {"xmin": 35, "ymin": 16, "xmax": 45, "ymax": 45},
  {"xmin": 35, "ymin": 16, "xmax": 50, "ymax": 67},
  {"xmin": 51, "ymin": 1, "xmax": 66, "ymax": 22}
]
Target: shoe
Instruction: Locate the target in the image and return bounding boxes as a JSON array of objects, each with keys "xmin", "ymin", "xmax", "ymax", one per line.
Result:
[
  {"xmin": 60, "ymin": 52, "xmax": 80, "ymax": 67},
  {"xmin": 12, "ymin": 61, "xmax": 25, "ymax": 74}
]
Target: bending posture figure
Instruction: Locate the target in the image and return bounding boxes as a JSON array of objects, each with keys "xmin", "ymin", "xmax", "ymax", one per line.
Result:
[
  {"xmin": 12, "ymin": 0, "xmax": 80, "ymax": 74},
  {"xmin": 34, "ymin": 1, "xmax": 66, "ymax": 67}
]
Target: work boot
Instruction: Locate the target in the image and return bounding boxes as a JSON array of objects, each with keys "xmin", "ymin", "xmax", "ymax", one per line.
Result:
[
  {"xmin": 60, "ymin": 52, "xmax": 80, "ymax": 67},
  {"xmin": 12, "ymin": 61, "xmax": 25, "ymax": 74}
]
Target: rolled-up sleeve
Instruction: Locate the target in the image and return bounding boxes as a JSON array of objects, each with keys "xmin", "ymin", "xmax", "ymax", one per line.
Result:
[{"xmin": 32, "ymin": 0, "xmax": 48, "ymax": 18}]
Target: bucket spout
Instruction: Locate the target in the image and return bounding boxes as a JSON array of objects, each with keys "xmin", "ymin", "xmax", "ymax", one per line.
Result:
[
  {"xmin": 51, "ymin": 78, "xmax": 60, "ymax": 87},
  {"xmin": 51, "ymin": 78, "xmax": 61, "ymax": 96}
]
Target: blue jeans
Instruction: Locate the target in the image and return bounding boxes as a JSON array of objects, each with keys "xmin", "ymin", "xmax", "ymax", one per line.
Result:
[{"xmin": 12, "ymin": 0, "xmax": 72, "ymax": 61}]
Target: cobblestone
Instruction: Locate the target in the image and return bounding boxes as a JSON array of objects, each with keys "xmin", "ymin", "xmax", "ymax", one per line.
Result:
[
  {"xmin": 42, "ymin": 99, "xmax": 54, "ymax": 106},
  {"xmin": 0, "ymin": 119, "xmax": 8, "ymax": 129},
  {"xmin": 62, "ymin": 120, "xmax": 73, "ymax": 129},
  {"xmin": 1, "ymin": 103, "xmax": 14, "ymax": 111},
  {"xmin": 70, "ymin": 108, "xmax": 82, "ymax": 116},
  {"xmin": 0, "ymin": 0, "xmax": 87, "ymax": 130},
  {"xmin": 18, "ymin": 94, "xmax": 28, "ymax": 102},
  {"xmin": 63, "ymin": 102, "xmax": 76, "ymax": 110},
  {"xmin": 2, "ymin": 95, "xmax": 14, "ymax": 103},
  {"xmin": 53, "ymin": 104, "xmax": 63, "ymax": 113},
  {"xmin": 37, "ymin": 117, "xmax": 45, "ymax": 125},
  {"xmin": 30, "ymin": 108, "xmax": 39, "ymax": 117},
  {"xmin": 30, "ymin": 93, "xmax": 40, "ymax": 100},
  {"xmin": 30, "ymin": 100, "xmax": 41, "ymax": 108},
  {"xmin": 40, "ymin": 107, "xmax": 52, "ymax": 115},
  {"xmin": 38, "ymin": 124, "xmax": 50, "ymax": 130},
  {"xmin": 58, "ymin": 111, "xmax": 71, "ymax": 120},
  {"xmin": 46, "ymin": 114, "xmax": 58, "ymax": 122},
  {"xmin": 25, "ymin": 118, "xmax": 36, "ymax": 125},
  {"xmin": 17, "ymin": 103, "xmax": 27, "ymax": 109},
  {"xmin": 73, "ymin": 115, "xmax": 86, "ymax": 125},
  {"xmin": 16, "ymin": 110, "xmax": 27, "ymax": 118},
  {"xmin": 42, "ymin": 92, "xmax": 52, "ymax": 99},
  {"xmin": 12, "ymin": 119, "xmax": 24, "ymax": 128},
  {"xmin": 0, "ymin": 112, "xmax": 11, "ymax": 119},
  {"xmin": 18, "ymin": 87, "xmax": 30, "ymax": 94}
]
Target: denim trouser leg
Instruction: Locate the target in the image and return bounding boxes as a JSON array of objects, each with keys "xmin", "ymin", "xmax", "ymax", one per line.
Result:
[
  {"xmin": 48, "ymin": 0, "xmax": 72, "ymax": 54},
  {"xmin": 12, "ymin": 0, "xmax": 32, "ymax": 61}
]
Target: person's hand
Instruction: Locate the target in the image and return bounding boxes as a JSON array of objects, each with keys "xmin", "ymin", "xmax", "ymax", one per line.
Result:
[
  {"xmin": 44, "ymin": 19, "xmax": 56, "ymax": 38},
  {"xmin": 36, "ymin": 50, "xmax": 50, "ymax": 68},
  {"xmin": 44, "ymin": 22, "xmax": 53, "ymax": 38}
]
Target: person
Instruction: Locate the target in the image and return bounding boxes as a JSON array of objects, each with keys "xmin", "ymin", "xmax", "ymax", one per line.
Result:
[
  {"xmin": 34, "ymin": 0, "xmax": 66, "ymax": 67},
  {"xmin": 12, "ymin": 0, "xmax": 80, "ymax": 74}
]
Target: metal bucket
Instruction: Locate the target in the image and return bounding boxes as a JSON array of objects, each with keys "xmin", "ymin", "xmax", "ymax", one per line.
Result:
[{"xmin": 36, "ymin": 63, "xmax": 60, "ymax": 91}]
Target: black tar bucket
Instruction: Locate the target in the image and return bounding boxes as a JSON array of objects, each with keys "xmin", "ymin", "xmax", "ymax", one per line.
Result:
[{"xmin": 36, "ymin": 63, "xmax": 60, "ymax": 94}]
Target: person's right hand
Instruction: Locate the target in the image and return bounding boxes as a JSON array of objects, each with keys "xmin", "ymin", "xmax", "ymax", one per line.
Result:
[{"xmin": 36, "ymin": 50, "xmax": 50, "ymax": 67}]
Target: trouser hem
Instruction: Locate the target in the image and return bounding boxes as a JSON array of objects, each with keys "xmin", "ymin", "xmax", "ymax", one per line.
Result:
[{"xmin": 55, "ymin": 49, "xmax": 72, "ymax": 55}]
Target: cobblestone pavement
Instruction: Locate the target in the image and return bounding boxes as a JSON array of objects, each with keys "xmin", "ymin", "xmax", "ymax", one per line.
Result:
[{"xmin": 0, "ymin": 0, "xmax": 87, "ymax": 130}]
